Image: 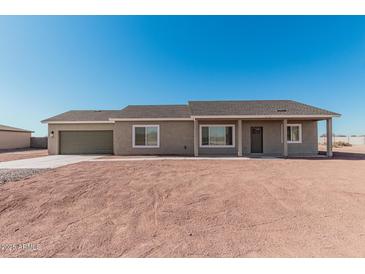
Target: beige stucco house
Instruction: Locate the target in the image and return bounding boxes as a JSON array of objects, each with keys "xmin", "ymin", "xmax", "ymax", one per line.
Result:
[
  {"xmin": 42, "ymin": 100, "xmax": 340, "ymax": 157},
  {"xmin": 0, "ymin": 124, "xmax": 33, "ymax": 150}
]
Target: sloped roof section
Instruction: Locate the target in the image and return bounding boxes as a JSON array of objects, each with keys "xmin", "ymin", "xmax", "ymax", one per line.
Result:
[
  {"xmin": 41, "ymin": 100, "xmax": 340, "ymax": 122},
  {"xmin": 0, "ymin": 124, "xmax": 33, "ymax": 133},
  {"xmin": 111, "ymin": 105, "xmax": 191, "ymax": 119},
  {"xmin": 188, "ymin": 100, "xmax": 340, "ymax": 117},
  {"xmin": 41, "ymin": 110, "xmax": 122, "ymax": 123}
]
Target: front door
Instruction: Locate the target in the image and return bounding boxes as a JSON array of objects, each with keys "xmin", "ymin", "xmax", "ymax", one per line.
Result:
[{"xmin": 251, "ymin": 127, "xmax": 263, "ymax": 153}]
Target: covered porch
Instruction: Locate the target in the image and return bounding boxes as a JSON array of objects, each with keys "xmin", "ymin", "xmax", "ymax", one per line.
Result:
[{"xmin": 192, "ymin": 117, "xmax": 334, "ymax": 158}]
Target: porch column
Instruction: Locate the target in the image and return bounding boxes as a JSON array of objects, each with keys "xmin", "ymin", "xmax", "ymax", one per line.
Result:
[
  {"xmin": 194, "ymin": 119, "xmax": 199, "ymax": 157},
  {"xmin": 326, "ymin": 118, "xmax": 333, "ymax": 157},
  {"xmin": 283, "ymin": 119, "xmax": 288, "ymax": 157},
  {"xmin": 237, "ymin": 120, "xmax": 242, "ymax": 156}
]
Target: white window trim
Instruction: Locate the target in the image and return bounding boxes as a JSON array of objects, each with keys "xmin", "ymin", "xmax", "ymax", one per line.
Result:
[
  {"xmin": 287, "ymin": 123, "xmax": 302, "ymax": 144},
  {"xmin": 199, "ymin": 124, "xmax": 235, "ymax": 148},
  {"xmin": 132, "ymin": 125, "xmax": 160, "ymax": 148}
]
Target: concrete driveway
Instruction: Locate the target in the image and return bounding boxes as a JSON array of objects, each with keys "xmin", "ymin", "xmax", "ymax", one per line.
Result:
[{"xmin": 0, "ymin": 155, "xmax": 102, "ymax": 169}]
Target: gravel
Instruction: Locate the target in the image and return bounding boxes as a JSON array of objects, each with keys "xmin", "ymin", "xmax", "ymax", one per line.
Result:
[{"xmin": 0, "ymin": 169, "xmax": 49, "ymax": 184}]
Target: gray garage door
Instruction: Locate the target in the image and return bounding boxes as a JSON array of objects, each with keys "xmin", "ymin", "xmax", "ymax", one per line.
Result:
[{"xmin": 59, "ymin": 131, "xmax": 113, "ymax": 154}]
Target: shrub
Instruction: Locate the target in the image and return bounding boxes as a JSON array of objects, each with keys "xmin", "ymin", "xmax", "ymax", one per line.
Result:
[{"xmin": 334, "ymin": 141, "xmax": 352, "ymax": 147}]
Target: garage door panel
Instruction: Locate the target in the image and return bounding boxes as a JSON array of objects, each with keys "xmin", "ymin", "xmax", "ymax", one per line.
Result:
[{"xmin": 60, "ymin": 131, "xmax": 113, "ymax": 154}]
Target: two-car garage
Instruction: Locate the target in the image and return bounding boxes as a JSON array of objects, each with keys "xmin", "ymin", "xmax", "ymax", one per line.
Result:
[
  {"xmin": 59, "ymin": 130, "xmax": 113, "ymax": 154},
  {"xmin": 43, "ymin": 110, "xmax": 118, "ymax": 155}
]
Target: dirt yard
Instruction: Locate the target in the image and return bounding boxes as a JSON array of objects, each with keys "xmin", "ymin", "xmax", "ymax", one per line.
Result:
[
  {"xmin": 0, "ymin": 149, "xmax": 48, "ymax": 162},
  {"xmin": 319, "ymin": 144, "xmax": 365, "ymax": 154},
  {"xmin": 1, "ymin": 149, "xmax": 365, "ymax": 257}
]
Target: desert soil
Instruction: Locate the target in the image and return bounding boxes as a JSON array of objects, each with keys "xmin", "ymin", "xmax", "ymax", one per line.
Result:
[
  {"xmin": 319, "ymin": 144, "xmax": 365, "ymax": 154},
  {"xmin": 0, "ymin": 149, "xmax": 48, "ymax": 162},
  {"xmin": 0, "ymin": 149, "xmax": 365, "ymax": 257}
]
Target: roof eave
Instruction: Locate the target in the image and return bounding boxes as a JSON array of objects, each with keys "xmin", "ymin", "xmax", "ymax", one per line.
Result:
[
  {"xmin": 0, "ymin": 129, "xmax": 34, "ymax": 133},
  {"xmin": 109, "ymin": 117, "xmax": 193, "ymax": 121},
  {"xmin": 190, "ymin": 114, "xmax": 341, "ymax": 119},
  {"xmin": 42, "ymin": 120, "xmax": 115, "ymax": 124},
  {"xmin": 43, "ymin": 114, "xmax": 340, "ymax": 123}
]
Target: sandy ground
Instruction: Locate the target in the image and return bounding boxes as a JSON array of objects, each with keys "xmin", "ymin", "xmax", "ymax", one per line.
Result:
[
  {"xmin": 0, "ymin": 149, "xmax": 48, "ymax": 163},
  {"xmin": 1, "ymin": 148, "xmax": 365, "ymax": 257},
  {"xmin": 318, "ymin": 145, "xmax": 365, "ymax": 160},
  {"xmin": 319, "ymin": 144, "xmax": 365, "ymax": 153}
]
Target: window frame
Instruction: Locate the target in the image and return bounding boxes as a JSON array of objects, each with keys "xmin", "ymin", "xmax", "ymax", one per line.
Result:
[
  {"xmin": 132, "ymin": 125, "xmax": 160, "ymax": 148},
  {"xmin": 287, "ymin": 123, "xmax": 302, "ymax": 144},
  {"xmin": 199, "ymin": 124, "xmax": 235, "ymax": 148}
]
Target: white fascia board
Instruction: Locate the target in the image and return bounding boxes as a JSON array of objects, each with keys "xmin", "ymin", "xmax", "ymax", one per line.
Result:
[
  {"xmin": 110, "ymin": 118, "xmax": 193, "ymax": 121},
  {"xmin": 43, "ymin": 114, "xmax": 340, "ymax": 124},
  {"xmin": 191, "ymin": 114, "xmax": 340, "ymax": 119},
  {"xmin": 43, "ymin": 121, "xmax": 115, "ymax": 124}
]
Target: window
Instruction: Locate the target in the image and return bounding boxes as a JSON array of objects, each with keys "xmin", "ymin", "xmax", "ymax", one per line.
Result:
[
  {"xmin": 133, "ymin": 125, "xmax": 160, "ymax": 148},
  {"xmin": 200, "ymin": 125, "xmax": 235, "ymax": 147},
  {"xmin": 287, "ymin": 124, "xmax": 302, "ymax": 143}
]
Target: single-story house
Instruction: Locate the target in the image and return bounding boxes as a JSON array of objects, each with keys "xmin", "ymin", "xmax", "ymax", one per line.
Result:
[
  {"xmin": 0, "ymin": 124, "xmax": 33, "ymax": 150},
  {"xmin": 42, "ymin": 100, "xmax": 340, "ymax": 157}
]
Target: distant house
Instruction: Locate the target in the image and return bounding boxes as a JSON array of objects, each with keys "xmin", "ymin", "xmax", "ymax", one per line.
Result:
[
  {"xmin": 0, "ymin": 124, "xmax": 33, "ymax": 150},
  {"xmin": 42, "ymin": 100, "xmax": 340, "ymax": 157}
]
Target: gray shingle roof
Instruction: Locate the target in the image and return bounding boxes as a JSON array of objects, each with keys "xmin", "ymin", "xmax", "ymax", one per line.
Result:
[
  {"xmin": 111, "ymin": 105, "xmax": 191, "ymax": 119},
  {"xmin": 42, "ymin": 100, "xmax": 340, "ymax": 122},
  {"xmin": 188, "ymin": 100, "xmax": 340, "ymax": 117},
  {"xmin": 41, "ymin": 110, "xmax": 122, "ymax": 123},
  {"xmin": 0, "ymin": 124, "xmax": 33, "ymax": 133}
]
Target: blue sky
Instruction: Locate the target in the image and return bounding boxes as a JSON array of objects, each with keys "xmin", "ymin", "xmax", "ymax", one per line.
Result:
[{"xmin": 0, "ymin": 16, "xmax": 364, "ymax": 136}]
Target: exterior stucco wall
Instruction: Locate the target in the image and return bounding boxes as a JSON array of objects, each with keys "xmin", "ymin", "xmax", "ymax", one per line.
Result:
[
  {"xmin": 114, "ymin": 121, "xmax": 194, "ymax": 155},
  {"xmin": 0, "ymin": 131, "xmax": 31, "ymax": 150},
  {"xmin": 242, "ymin": 120, "xmax": 283, "ymax": 155},
  {"xmin": 198, "ymin": 120, "xmax": 317, "ymax": 156},
  {"xmin": 198, "ymin": 120, "xmax": 238, "ymax": 156},
  {"xmin": 47, "ymin": 123, "xmax": 114, "ymax": 155},
  {"xmin": 47, "ymin": 119, "xmax": 318, "ymax": 156},
  {"xmin": 287, "ymin": 120, "xmax": 318, "ymax": 156},
  {"xmin": 242, "ymin": 120, "xmax": 318, "ymax": 156}
]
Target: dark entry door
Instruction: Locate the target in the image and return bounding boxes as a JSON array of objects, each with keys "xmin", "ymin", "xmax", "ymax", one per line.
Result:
[{"xmin": 251, "ymin": 127, "xmax": 263, "ymax": 153}]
